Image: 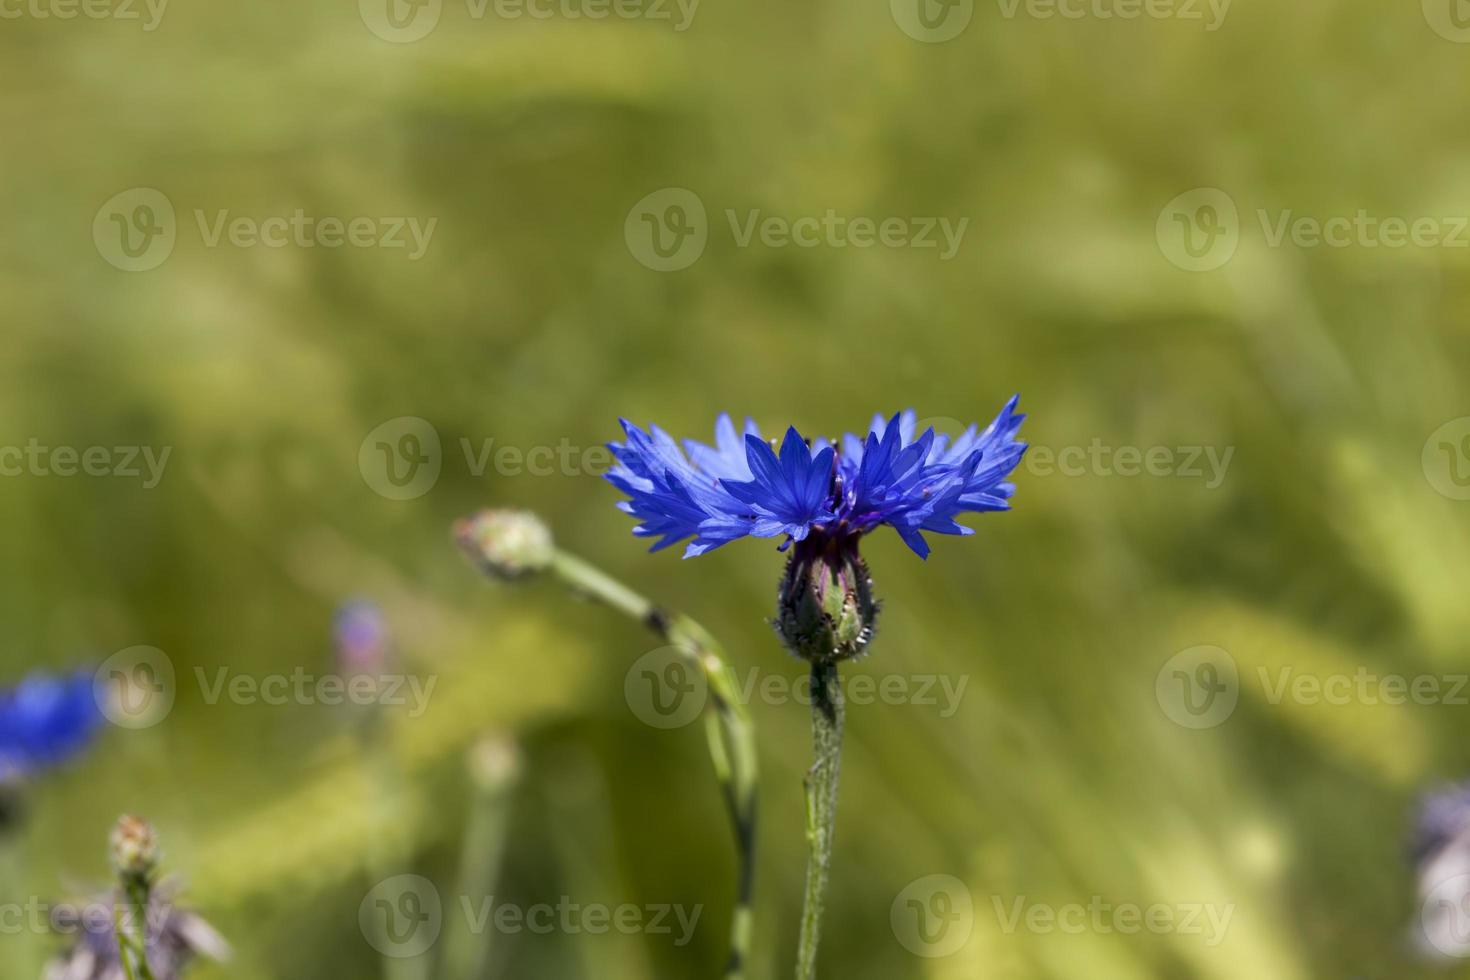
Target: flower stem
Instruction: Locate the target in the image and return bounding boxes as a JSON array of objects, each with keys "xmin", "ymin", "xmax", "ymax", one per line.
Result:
[
  {"xmin": 115, "ymin": 877, "xmax": 157, "ymax": 980},
  {"xmin": 795, "ymin": 662, "xmax": 843, "ymax": 980},
  {"xmin": 543, "ymin": 549, "xmax": 759, "ymax": 980},
  {"xmin": 444, "ymin": 737, "xmax": 520, "ymax": 980}
]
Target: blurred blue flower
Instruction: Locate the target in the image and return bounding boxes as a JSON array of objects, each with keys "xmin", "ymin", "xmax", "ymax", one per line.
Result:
[
  {"xmin": 1411, "ymin": 781, "xmax": 1470, "ymax": 865},
  {"xmin": 333, "ymin": 599, "xmax": 391, "ymax": 675},
  {"xmin": 0, "ymin": 670, "xmax": 104, "ymax": 780},
  {"xmin": 48, "ymin": 878, "xmax": 231, "ymax": 980},
  {"xmin": 1411, "ymin": 781, "xmax": 1470, "ymax": 959},
  {"xmin": 606, "ymin": 397, "xmax": 1026, "ymax": 559}
]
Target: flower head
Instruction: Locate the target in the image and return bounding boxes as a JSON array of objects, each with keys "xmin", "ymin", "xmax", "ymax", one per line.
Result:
[
  {"xmin": 46, "ymin": 878, "xmax": 230, "ymax": 980},
  {"xmin": 1411, "ymin": 781, "xmax": 1470, "ymax": 866},
  {"xmin": 1411, "ymin": 781, "xmax": 1470, "ymax": 959},
  {"xmin": 454, "ymin": 509, "xmax": 555, "ymax": 579},
  {"xmin": 333, "ymin": 599, "xmax": 391, "ymax": 676},
  {"xmin": 110, "ymin": 814, "xmax": 161, "ymax": 881},
  {"xmin": 605, "ymin": 398, "xmax": 1026, "ymax": 560},
  {"xmin": 0, "ymin": 670, "xmax": 105, "ymax": 782}
]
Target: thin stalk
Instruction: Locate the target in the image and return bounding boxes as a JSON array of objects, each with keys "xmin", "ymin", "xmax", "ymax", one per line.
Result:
[
  {"xmin": 546, "ymin": 549, "xmax": 759, "ymax": 980},
  {"xmin": 795, "ymin": 662, "xmax": 843, "ymax": 980},
  {"xmin": 115, "ymin": 877, "xmax": 157, "ymax": 980},
  {"xmin": 360, "ymin": 713, "xmax": 430, "ymax": 980},
  {"xmin": 444, "ymin": 739, "xmax": 520, "ymax": 980},
  {"xmin": 113, "ymin": 902, "xmax": 139, "ymax": 980}
]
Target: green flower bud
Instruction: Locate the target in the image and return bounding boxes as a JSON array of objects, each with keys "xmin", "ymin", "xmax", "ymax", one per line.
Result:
[
  {"xmin": 775, "ymin": 532, "xmax": 878, "ymax": 665},
  {"xmin": 454, "ymin": 510, "xmax": 554, "ymax": 580},
  {"xmin": 468, "ymin": 733, "xmax": 523, "ymax": 791},
  {"xmin": 110, "ymin": 814, "xmax": 160, "ymax": 880}
]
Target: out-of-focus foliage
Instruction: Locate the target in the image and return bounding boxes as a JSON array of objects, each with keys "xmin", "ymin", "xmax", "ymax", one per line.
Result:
[{"xmin": 3, "ymin": 1, "xmax": 1470, "ymax": 977}]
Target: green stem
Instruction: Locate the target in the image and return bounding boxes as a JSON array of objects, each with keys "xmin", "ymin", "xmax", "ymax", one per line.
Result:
[
  {"xmin": 113, "ymin": 902, "xmax": 139, "ymax": 980},
  {"xmin": 444, "ymin": 741, "xmax": 519, "ymax": 980},
  {"xmin": 795, "ymin": 662, "xmax": 843, "ymax": 980},
  {"xmin": 546, "ymin": 549, "xmax": 759, "ymax": 980},
  {"xmin": 115, "ymin": 877, "xmax": 157, "ymax": 980},
  {"xmin": 360, "ymin": 711, "xmax": 431, "ymax": 980}
]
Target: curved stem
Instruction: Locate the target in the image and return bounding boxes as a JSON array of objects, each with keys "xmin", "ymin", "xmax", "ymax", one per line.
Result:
[
  {"xmin": 542, "ymin": 549, "xmax": 759, "ymax": 980},
  {"xmin": 795, "ymin": 662, "xmax": 843, "ymax": 980}
]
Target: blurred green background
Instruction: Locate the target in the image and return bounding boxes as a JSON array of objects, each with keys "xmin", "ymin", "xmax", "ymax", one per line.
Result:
[{"xmin": 5, "ymin": 0, "xmax": 1470, "ymax": 976}]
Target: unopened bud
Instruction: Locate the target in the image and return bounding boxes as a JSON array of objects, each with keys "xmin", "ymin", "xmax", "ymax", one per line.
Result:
[
  {"xmin": 468, "ymin": 734, "xmax": 523, "ymax": 791},
  {"xmin": 110, "ymin": 814, "xmax": 160, "ymax": 880},
  {"xmin": 775, "ymin": 531, "xmax": 878, "ymax": 664},
  {"xmin": 454, "ymin": 510, "xmax": 554, "ymax": 580}
]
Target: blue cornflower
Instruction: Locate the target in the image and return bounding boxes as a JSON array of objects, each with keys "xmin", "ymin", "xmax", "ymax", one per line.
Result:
[
  {"xmin": 0, "ymin": 670, "xmax": 105, "ymax": 781},
  {"xmin": 606, "ymin": 397, "xmax": 1026, "ymax": 560},
  {"xmin": 1412, "ymin": 781, "xmax": 1470, "ymax": 865},
  {"xmin": 334, "ymin": 599, "xmax": 391, "ymax": 675},
  {"xmin": 1412, "ymin": 781, "xmax": 1470, "ymax": 959},
  {"xmin": 607, "ymin": 398, "xmax": 1028, "ymax": 663}
]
